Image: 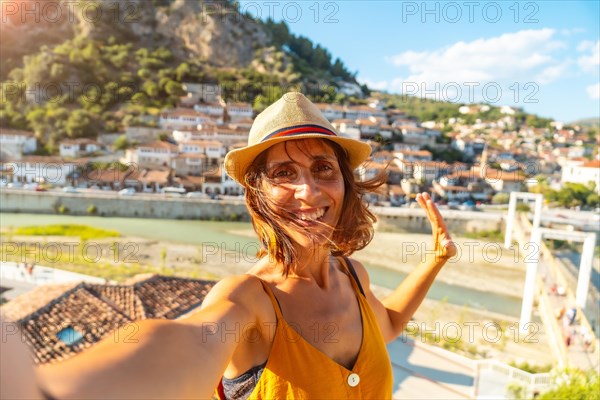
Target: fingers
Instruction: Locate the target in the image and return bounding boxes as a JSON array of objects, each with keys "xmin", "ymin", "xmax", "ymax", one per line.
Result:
[
  {"xmin": 415, "ymin": 193, "xmax": 457, "ymax": 260},
  {"xmin": 416, "ymin": 193, "xmax": 440, "ymax": 227},
  {"xmin": 415, "ymin": 192, "xmax": 454, "ymax": 241}
]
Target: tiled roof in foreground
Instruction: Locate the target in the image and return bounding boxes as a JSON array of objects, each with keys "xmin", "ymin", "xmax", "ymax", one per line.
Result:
[{"xmin": 2, "ymin": 275, "xmax": 216, "ymax": 365}]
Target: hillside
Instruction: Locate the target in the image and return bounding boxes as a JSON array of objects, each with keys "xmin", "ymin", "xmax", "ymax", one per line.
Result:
[
  {"xmin": 0, "ymin": 0, "xmax": 360, "ymax": 151},
  {"xmin": 570, "ymin": 118, "xmax": 600, "ymax": 128},
  {"xmin": 1, "ymin": 0, "xmax": 583, "ymax": 155}
]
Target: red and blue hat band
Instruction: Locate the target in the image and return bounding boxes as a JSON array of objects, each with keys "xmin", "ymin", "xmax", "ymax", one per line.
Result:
[{"xmin": 261, "ymin": 124, "xmax": 337, "ymax": 142}]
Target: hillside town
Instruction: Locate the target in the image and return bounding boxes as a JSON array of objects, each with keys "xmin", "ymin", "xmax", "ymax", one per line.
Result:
[{"xmin": 1, "ymin": 83, "xmax": 599, "ymax": 208}]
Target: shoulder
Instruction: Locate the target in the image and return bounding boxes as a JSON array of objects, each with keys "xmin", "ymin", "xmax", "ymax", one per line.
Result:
[
  {"xmin": 201, "ymin": 274, "xmax": 275, "ymax": 324},
  {"xmin": 345, "ymin": 257, "xmax": 371, "ymax": 288},
  {"xmin": 201, "ymin": 274, "xmax": 265, "ymax": 308}
]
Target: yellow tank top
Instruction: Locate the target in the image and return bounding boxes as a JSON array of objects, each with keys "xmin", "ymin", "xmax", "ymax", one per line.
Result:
[{"xmin": 217, "ymin": 257, "xmax": 393, "ymax": 399}]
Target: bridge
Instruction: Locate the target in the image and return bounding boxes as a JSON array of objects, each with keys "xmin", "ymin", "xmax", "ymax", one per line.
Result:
[{"xmin": 506, "ymin": 193, "xmax": 599, "ymax": 372}]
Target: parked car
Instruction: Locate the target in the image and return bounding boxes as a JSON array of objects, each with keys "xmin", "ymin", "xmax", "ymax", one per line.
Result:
[
  {"xmin": 162, "ymin": 187, "xmax": 186, "ymax": 197},
  {"xmin": 62, "ymin": 186, "xmax": 78, "ymax": 193},
  {"xmin": 460, "ymin": 200, "xmax": 476, "ymax": 211},
  {"xmin": 118, "ymin": 188, "xmax": 136, "ymax": 196},
  {"xmin": 447, "ymin": 201, "xmax": 460, "ymax": 209},
  {"xmin": 185, "ymin": 191, "xmax": 207, "ymax": 199}
]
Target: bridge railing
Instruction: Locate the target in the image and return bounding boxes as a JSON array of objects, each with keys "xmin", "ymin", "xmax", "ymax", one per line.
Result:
[
  {"xmin": 518, "ymin": 213, "xmax": 599, "ymax": 369},
  {"xmin": 473, "ymin": 359, "xmax": 552, "ymax": 399}
]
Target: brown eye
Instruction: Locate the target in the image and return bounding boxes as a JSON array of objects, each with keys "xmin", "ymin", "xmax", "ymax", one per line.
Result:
[
  {"xmin": 270, "ymin": 167, "xmax": 296, "ymax": 183},
  {"xmin": 313, "ymin": 162, "xmax": 337, "ymax": 179}
]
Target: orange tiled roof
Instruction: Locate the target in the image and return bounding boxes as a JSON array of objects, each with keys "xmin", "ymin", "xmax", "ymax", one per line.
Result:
[
  {"xmin": 4, "ymin": 275, "xmax": 216, "ymax": 365},
  {"xmin": 0, "ymin": 128, "xmax": 35, "ymax": 137}
]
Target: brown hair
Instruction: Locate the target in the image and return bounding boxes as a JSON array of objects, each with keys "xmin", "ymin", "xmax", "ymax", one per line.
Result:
[{"xmin": 243, "ymin": 140, "xmax": 386, "ymax": 276}]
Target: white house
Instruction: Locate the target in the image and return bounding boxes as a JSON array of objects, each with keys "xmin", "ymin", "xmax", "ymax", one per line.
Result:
[
  {"xmin": 355, "ymin": 118, "xmax": 379, "ymax": 138},
  {"xmin": 2, "ymin": 156, "xmax": 79, "ymax": 185},
  {"xmin": 561, "ymin": 159, "xmax": 600, "ymax": 192},
  {"xmin": 194, "ymin": 102, "xmax": 225, "ymax": 117},
  {"xmin": 0, "ymin": 128, "xmax": 37, "ymax": 159},
  {"xmin": 332, "ymin": 119, "xmax": 361, "ymax": 141},
  {"xmin": 202, "ymin": 165, "xmax": 243, "ymax": 196},
  {"xmin": 482, "ymin": 168, "xmax": 524, "ymax": 193},
  {"xmin": 398, "ymin": 126, "xmax": 435, "ymax": 147},
  {"xmin": 59, "ymin": 138, "xmax": 101, "ymax": 158},
  {"xmin": 124, "ymin": 141, "xmax": 179, "ymax": 168},
  {"xmin": 391, "ymin": 118, "xmax": 418, "ymax": 128},
  {"xmin": 394, "ymin": 150, "xmax": 433, "ymax": 162},
  {"xmin": 178, "ymin": 140, "xmax": 225, "ymax": 160},
  {"xmin": 500, "ymin": 106, "xmax": 516, "ymax": 115},
  {"xmin": 226, "ymin": 102, "xmax": 253, "ymax": 121},
  {"xmin": 315, "ymin": 103, "xmax": 345, "ymax": 121},
  {"xmin": 159, "ymin": 109, "xmax": 214, "ymax": 129},
  {"xmin": 344, "ymin": 105, "xmax": 387, "ymax": 121}
]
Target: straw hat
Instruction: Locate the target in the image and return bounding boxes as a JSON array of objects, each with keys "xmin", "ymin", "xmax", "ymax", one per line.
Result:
[{"xmin": 224, "ymin": 92, "xmax": 372, "ymax": 184}]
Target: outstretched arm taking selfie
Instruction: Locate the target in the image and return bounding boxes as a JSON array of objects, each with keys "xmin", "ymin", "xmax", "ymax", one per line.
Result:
[
  {"xmin": 352, "ymin": 192, "xmax": 457, "ymax": 343},
  {"xmin": 37, "ymin": 276, "xmax": 260, "ymax": 400}
]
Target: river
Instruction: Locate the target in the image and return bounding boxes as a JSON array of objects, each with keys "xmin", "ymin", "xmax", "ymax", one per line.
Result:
[{"xmin": 0, "ymin": 213, "xmax": 522, "ymax": 317}]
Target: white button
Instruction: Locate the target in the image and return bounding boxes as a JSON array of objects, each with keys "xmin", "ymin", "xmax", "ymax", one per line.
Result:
[{"xmin": 347, "ymin": 373, "xmax": 360, "ymax": 387}]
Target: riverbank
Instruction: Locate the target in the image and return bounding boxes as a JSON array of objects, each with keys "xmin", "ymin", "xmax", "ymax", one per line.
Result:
[
  {"xmin": 1, "ymin": 224, "xmax": 553, "ymax": 368},
  {"xmin": 228, "ymin": 228, "xmax": 527, "ymax": 299}
]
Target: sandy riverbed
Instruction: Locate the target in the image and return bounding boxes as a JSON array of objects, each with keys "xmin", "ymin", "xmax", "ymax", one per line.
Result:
[
  {"xmin": 2, "ymin": 229, "xmax": 553, "ymax": 367},
  {"xmin": 227, "ymin": 229, "xmax": 527, "ymax": 298}
]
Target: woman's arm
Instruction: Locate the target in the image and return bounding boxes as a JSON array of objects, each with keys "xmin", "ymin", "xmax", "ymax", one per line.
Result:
[
  {"xmin": 37, "ymin": 275, "xmax": 261, "ymax": 400},
  {"xmin": 353, "ymin": 192, "xmax": 456, "ymax": 342},
  {"xmin": 1, "ymin": 315, "xmax": 43, "ymax": 400}
]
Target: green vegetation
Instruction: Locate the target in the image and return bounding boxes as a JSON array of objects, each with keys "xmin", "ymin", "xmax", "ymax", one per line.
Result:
[
  {"xmin": 508, "ymin": 361, "xmax": 553, "ymax": 374},
  {"xmin": 532, "ymin": 181, "xmax": 599, "ymax": 209},
  {"xmin": 261, "ymin": 19, "xmax": 357, "ymax": 83},
  {"xmin": 1, "ymin": 238, "xmax": 216, "ymax": 282},
  {"xmin": 86, "ymin": 204, "xmax": 98, "ymax": 215},
  {"xmin": 539, "ymin": 369, "xmax": 599, "ymax": 400},
  {"xmin": 422, "ymin": 145, "xmax": 464, "ymax": 163},
  {"xmin": 15, "ymin": 224, "xmax": 120, "ymax": 241},
  {"xmin": 492, "ymin": 192, "xmax": 510, "ymax": 204},
  {"xmin": 113, "ymin": 135, "xmax": 131, "ymax": 151},
  {"xmin": 463, "ymin": 229, "xmax": 503, "ymax": 241}
]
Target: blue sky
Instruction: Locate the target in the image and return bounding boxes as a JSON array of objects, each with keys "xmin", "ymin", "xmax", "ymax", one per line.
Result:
[{"xmin": 240, "ymin": 0, "xmax": 600, "ymax": 123}]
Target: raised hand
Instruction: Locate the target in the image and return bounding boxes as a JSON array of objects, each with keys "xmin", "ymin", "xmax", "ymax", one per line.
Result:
[{"xmin": 415, "ymin": 192, "xmax": 457, "ymax": 262}]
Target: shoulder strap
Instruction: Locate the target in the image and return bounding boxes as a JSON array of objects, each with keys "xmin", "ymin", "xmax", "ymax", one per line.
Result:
[
  {"xmin": 340, "ymin": 257, "xmax": 366, "ymax": 297},
  {"xmin": 255, "ymin": 277, "xmax": 285, "ymax": 321}
]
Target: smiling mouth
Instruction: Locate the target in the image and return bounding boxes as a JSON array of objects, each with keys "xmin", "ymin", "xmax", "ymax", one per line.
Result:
[{"xmin": 298, "ymin": 207, "xmax": 328, "ymax": 223}]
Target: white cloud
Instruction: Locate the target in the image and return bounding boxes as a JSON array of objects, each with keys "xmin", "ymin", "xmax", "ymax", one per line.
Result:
[
  {"xmin": 536, "ymin": 61, "xmax": 571, "ymax": 85},
  {"xmin": 577, "ymin": 40, "xmax": 599, "ymax": 73},
  {"xmin": 386, "ymin": 29, "xmax": 566, "ymax": 102},
  {"xmin": 586, "ymin": 82, "xmax": 600, "ymax": 100},
  {"xmin": 576, "ymin": 40, "xmax": 595, "ymax": 51},
  {"xmin": 560, "ymin": 28, "xmax": 585, "ymax": 37}
]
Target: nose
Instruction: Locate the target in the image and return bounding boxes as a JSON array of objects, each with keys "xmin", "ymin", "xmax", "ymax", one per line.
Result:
[{"xmin": 293, "ymin": 172, "xmax": 321, "ymax": 199}]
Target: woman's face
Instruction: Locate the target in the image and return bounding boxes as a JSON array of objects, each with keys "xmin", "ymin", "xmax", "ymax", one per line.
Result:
[{"xmin": 262, "ymin": 138, "xmax": 345, "ymax": 247}]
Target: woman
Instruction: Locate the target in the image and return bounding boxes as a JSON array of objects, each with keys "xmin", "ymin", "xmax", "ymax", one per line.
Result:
[{"xmin": 29, "ymin": 92, "xmax": 455, "ymax": 399}]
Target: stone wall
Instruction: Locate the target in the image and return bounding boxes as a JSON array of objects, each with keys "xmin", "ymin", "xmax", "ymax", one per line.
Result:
[
  {"xmin": 0, "ymin": 190, "xmax": 249, "ymax": 221},
  {"xmin": 1, "ymin": 191, "xmax": 504, "ymax": 232}
]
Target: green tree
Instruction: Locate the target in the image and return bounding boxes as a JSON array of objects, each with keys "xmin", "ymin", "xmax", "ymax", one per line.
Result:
[
  {"xmin": 164, "ymin": 80, "xmax": 184, "ymax": 96},
  {"xmin": 65, "ymin": 109, "xmax": 94, "ymax": 138},
  {"xmin": 175, "ymin": 62, "xmax": 191, "ymax": 81},
  {"xmin": 539, "ymin": 369, "xmax": 599, "ymax": 400},
  {"xmin": 113, "ymin": 135, "xmax": 130, "ymax": 151}
]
